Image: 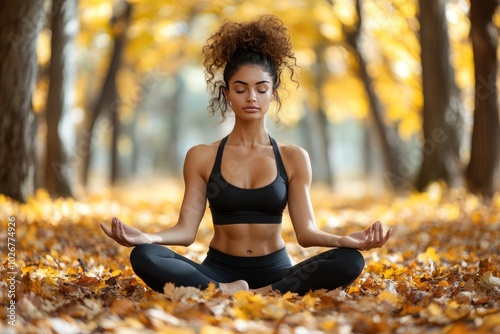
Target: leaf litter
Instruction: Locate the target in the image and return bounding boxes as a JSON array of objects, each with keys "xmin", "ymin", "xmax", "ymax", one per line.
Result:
[{"xmin": 0, "ymin": 181, "xmax": 499, "ymax": 333}]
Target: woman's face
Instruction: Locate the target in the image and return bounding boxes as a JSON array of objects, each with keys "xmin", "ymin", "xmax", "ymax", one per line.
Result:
[{"xmin": 225, "ymin": 65, "xmax": 275, "ymax": 121}]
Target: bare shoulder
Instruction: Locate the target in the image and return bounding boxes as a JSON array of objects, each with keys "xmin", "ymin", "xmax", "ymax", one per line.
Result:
[
  {"xmin": 184, "ymin": 140, "xmax": 221, "ymax": 179},
  {"xmin": 275, "ymin": 141, "xmax": 311, "ymax": 181},
  {"xmin": 276, "ymin": 142, "xmax": 310, "ymax": 164}
]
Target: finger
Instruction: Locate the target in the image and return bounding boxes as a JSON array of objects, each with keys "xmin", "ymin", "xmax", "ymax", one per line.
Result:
[
  {"xmin": 376, "ymin": 228, "xmax": 392, "ymax": 248},
  {"xmin": 377, "ymin": 222, "xmax": 384, "ymax": 242},
  {"xmin": 371, "ymin": 222, "xmax": 378, "ymax": 243},
  {"xmin": 115, "ymin": 219, "xmax": 125, "ymax": 241},
  {"xmin": 384, "ymin": 228, "xmax": 392, "ymax": 242},
  {"xmin": 111, "ymin": 217, "xmax": 118, "ymax": 236},
  {"xmin": 113, "ymin": 219, "xmax": 128, "ymax": 245},
  {"xmin": 365, "ymin": 224, "xmax": 373, "ymax": 235},
  {"xmin": 115, "ymin": 217, "xmax": 128, "ymax": 240},
  {"xmin": 100, "ymin": 222, "xmax": 112, "ymax": 237},
  {"xmin": 101, "ymin": 221, "xmax": 129, "ymax": 246},
  {"xmin": 364, "ymin": 228, "xmax": 372, "ymax": 247},
  {"xmin": 119, "ymin": 222, "xmax": 131, "ymax": 246},
  {"xmin": 372, "ymin": 223, "xmax": 378, "ymax": 240}
]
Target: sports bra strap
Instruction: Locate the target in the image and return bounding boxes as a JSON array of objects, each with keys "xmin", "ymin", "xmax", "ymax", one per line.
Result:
[
  {"xmin": 269, "ymin": 136, "xmax": 288, "ymax": 180},
  {"xmin": 212, "ymin": 136, "xmax": 229, "ymax": 174},
  {"xmin": 211, "ymin": 135, "xmax": 287, "ymax": 180},
  {"xmin": 207, "ymin": 134, "xmax": 288, "ymax": 225}
]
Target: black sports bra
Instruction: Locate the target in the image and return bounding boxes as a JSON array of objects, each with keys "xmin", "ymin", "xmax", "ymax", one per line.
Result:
[{"xmin": 207, "ymin": 135, "xmax": 288, "ymax": 225}]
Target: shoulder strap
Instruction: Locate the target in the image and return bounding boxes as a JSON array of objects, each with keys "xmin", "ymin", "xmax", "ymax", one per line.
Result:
[
  {"xmin": 269, "ymin": 136, "xmax": 288, "ymax": 182},
  {"xmin": 211, "ymin": 136, "xmax": 228, "ymax": 174}
]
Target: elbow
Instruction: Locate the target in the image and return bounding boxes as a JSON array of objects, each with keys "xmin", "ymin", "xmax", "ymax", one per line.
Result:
[
  {"xmin": 179, "ymin": 236, "xmax": 196, "ymax": 247},
  {"xmin": 297, "ymin": 236, "xmax": 314, "ymax": 248},
  {"xmin": 179, "ymin": 240, "xmax": 194, "ymax": 247}
]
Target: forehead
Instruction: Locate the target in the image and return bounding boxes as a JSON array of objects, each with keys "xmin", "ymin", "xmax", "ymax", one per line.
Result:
[{"xmin": 230, "ymin": 65, "xmax": 273, "ymax": 84}]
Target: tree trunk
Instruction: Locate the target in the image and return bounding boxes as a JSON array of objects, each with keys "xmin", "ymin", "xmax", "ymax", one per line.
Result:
[
  {"xmin": 0, "ymin": 1, "xmax": 44, "ymax": 202},
  {"xmin": 300, "ymin": 103, "xmax": 333, "ymax": 185},
  {"xmin": 110, "ymin": 86, "xmax": 120, "ymax": 184},
  {"xmin": 415, "ymin": 0, "xmax": 462, "ymax": 191},
  {"xmin": 355, "ymin": 52, "xmax": 400, "ymax": 187},
  {"xmin": 466, "ymin": 0, "xmax": 500, "ymax": 198},
  {"xmin": 314, "ymin": 45, "xmax": 334, "ymax": 187},
  {"xmin": 45, "ymin": 0, "xmax": 78, "ymax": 198},
  {"xmin": 81, "ymin": 0, "xmax": 131, "ymax": 186},
  {"xmin": 163, "ymin": 73, "xmax": 184, "ymax": 175},
  {"xmin": 342, "ymin": 0, "xmax": 400, "ymax": 190}
]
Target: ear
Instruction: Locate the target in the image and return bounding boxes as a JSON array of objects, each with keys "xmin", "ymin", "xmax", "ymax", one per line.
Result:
[{"xmin": 271, "ymin": 90, "xmax": 277, "ymax": 100}]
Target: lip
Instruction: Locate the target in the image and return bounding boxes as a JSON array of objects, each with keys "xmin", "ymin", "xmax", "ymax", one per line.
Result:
[{"xmin": 243, "ymin": 106, "xmax": 259, "ymax": 112}]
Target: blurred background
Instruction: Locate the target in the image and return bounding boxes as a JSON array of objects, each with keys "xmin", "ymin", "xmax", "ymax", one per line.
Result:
[{"xmin": 1, "ymin": 0, "xmax": 499, "ymax": 202}]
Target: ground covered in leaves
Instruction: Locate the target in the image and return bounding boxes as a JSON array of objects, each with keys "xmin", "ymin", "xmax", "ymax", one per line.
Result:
[{"xmin": 1, "ymin": 181, "xmax": 499, "ymax": 334}]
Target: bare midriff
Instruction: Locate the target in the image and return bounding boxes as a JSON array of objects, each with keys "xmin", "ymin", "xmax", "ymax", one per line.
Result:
[{"xmin": 210, "ymin": 223, "xmax": 286, "ymax": 257}]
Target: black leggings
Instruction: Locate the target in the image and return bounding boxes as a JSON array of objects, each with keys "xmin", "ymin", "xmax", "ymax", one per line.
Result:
[{"xmin": 130, "ymin": 244, "xmax": 365, "ymax": 295}]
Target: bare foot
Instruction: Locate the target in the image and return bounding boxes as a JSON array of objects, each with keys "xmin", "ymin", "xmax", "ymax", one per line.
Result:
[
  {"xmin": 251, "ymin": 285, "xmax": 272, "ymax": 294},
  {"xmin": 219, "ymin": 280, "xmax": 249, "ymax": 294}
]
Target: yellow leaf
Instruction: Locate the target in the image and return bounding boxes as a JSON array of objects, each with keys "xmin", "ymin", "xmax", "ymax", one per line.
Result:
[
  {"xmin": 233, "ymin": 290, "xmax": 255, "ymax": 301},
  {"xmin": 377, "ymin": 290, "xmax": 402, "ymax": 306},
  {"xmin": 201, "ymin": 281, "xmax": 218, "ymax": 300},
  {"xmin": 302, "ymin": 294, "xmax": 317, "ymax": 308},
  {"xmin": 200, "ymin": 325, "xmax": 233, "ymax": 334},
  {"xmin": 282, "ymin": 291, "xmax": 296, "ymax": 300},
  {"xmin": 484, "ymin": 313, "xmax": 500, "ymax": 328},
  {"xmin": 111, "ymin": 269, "xmax": 122, "ymax": 277},
  {"xmin": 383, "ymin": 268, "xmax": 394, "ymax": 278},
  {"xmin": 427, "ymin": 302, "xmax": 444, "ymax": 318},
  {"xmin": 444, "ymin": 300, "xmax": 470, "ymax": 321},
  {"xmin": 417, "ymin": 247, "xmax": 440, "ymax": 263},
  {"xmin": 163, "ymin": 282, "xmax": 176, "ymax": 298}
]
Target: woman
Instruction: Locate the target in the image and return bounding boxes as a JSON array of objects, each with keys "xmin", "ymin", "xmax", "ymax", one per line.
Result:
[{"xmin": 100, "ymin": 15, "xmax": 391, "ymax": 295}]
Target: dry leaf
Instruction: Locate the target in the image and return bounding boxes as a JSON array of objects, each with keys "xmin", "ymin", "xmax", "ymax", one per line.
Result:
[{"xmin": 2, "ymin": 183, "xmax": 499, "ymax": 333}]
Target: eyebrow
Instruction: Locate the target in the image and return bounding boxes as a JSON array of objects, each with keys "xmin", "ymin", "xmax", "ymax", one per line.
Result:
[{"xmin": 232, "ymin": 80, "xmax": 270, "ymax": 85}]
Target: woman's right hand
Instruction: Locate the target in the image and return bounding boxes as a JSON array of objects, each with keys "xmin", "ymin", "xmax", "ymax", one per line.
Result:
[{"xmin": 100, "ymin": 217, "xmax": 151, "ymax": 247}]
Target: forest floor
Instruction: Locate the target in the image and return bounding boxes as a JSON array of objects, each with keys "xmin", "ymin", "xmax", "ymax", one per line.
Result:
[{"xmin": 0, "ymin": 180, "xmax": 499, "ymax": 334}]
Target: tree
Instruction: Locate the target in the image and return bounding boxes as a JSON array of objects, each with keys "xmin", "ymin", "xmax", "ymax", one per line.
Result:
[
  {"xmin": 302, "ymin": 45, "xmax": 334, "ymax": 187},
  {"xmin": 415, "ymin": 0, "xmax": 462, "ymax": 191},
  {"xmin": 466, "ymin": 0, "xmax": 500, "ymax": 198},
  {"xmin": 162, "ymin": 8, "xmax": 201, "ymax": 176},
  {"xmin": 45, "ymin": 0, "xmax": 78, "ymax": 198},
  {"xmin": 81, "ymin": 0, "xmax": 132, "ymax": 186},
  {"xmin": 340, "ymin": 0, "xmax": 400, "ymax": 190},
  {"xmin": 0, "ymin": 1, "xmax": 45, "ymax": 202}
]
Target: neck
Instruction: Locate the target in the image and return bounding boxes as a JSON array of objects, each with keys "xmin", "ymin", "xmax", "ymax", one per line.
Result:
[{"xmin": 228, "ymin": 121, "xmax": 269, "ymax": 147}]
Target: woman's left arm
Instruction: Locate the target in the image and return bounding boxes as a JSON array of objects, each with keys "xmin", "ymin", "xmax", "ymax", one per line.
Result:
[{"xmin": 284, "ymin": 145, "xmax": 391, "ymax": 251}]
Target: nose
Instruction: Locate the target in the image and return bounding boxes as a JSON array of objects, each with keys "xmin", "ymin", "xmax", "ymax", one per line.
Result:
[{"xmin": 246, "ymin": 90, "xmax": 256, "ymax": 102}]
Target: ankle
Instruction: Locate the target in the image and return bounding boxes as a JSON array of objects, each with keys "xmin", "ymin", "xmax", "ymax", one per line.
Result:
[{"xmin": 251, "ymin": 285, "xmax": 272, "ymax": 294}]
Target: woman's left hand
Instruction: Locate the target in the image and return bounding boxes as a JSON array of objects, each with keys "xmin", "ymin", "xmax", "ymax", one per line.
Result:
[{"xmin": 339, "ymin": 221, "xmax": 392, "ymax": 251}]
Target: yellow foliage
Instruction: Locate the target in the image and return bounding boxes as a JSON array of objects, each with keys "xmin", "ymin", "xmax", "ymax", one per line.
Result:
[
  {"xmin": 377, "ymin": 290, "xmax": 402, "ymax": 306},
  {"xmin": 30, "ymin": 0, "xmax": 474, "ymax": 142},
  {"xmin": 324, "ymin": 74, "xmax": 369, "ymax": 122}
]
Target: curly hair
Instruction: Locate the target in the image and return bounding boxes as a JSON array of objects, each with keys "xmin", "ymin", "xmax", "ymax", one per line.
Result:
[{"xmin": 202, "ymin": 15, "xmax": 298, "ymax": 120}]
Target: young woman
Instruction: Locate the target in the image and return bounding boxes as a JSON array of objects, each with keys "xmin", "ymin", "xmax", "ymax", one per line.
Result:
[{"xmin": 100, "ymin": 15, "xmax": 391, "ymax": 295}]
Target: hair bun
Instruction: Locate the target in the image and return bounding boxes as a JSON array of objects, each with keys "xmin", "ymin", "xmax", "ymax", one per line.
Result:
[
  {"xmin": 203, "ymin": 15, "xmax": 298, "ymax": 119},
  {"xmin": 204, "ymin": 15, "xmax": 294, "ymax": 76}
]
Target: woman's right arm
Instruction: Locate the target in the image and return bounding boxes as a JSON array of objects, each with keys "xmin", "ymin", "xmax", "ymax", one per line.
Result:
[{"xmin": 100, "ymin": 145, "xmax": 210, "ymax": 247}]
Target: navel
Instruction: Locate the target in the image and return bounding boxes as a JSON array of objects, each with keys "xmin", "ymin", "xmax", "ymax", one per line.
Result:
[{"xmin": 246, "ymin": 249, "xmax": 252, "ymax": 254}]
